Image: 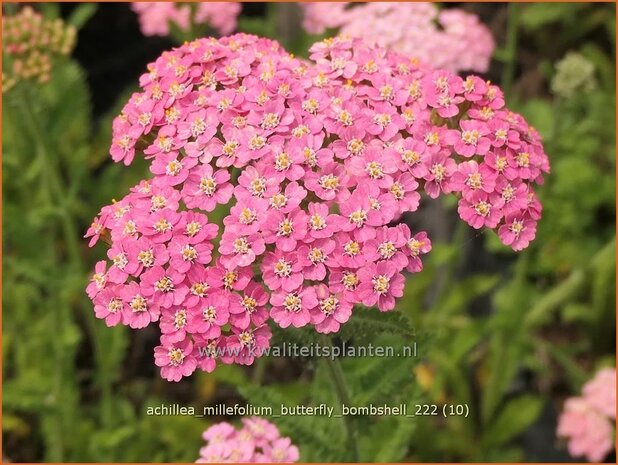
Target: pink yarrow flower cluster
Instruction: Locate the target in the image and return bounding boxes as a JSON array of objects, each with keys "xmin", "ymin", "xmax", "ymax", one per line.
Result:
[
  {"xmin": 557, "ymin": 367, "xmax": 616, "ymax": 462},
  {"xmin": 132, "ymin": 2, "xmax": 240, "ymax": 37},
  {"xmin": 197, "ymin": 417, "xmax": 299, "ymax": 463},
  {"xmin": 86, "ymin": 34, "xmax": 549, "ymax": 381},
  {"xmin": 301, "ymin": 3, "xmax": 495, "ymax": 73}
]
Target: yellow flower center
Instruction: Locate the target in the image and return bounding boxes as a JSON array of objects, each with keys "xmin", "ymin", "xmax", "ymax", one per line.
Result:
[
  {"xmin": 349, "ymin": 209, "xmax": 367, "ymax": 226},
  {"xmin": 274, "ymin": 152, "xmax": 291, "ymax": 171},
  {"xmin": 277, "ymin": 218, "xmax": 294, "ymax": 236},
  {"xmin": 516, "ymin": 152, "xmax": 530, "ymax": 167},
  {"xmin": 190, "ymin": 117, "xmax": 205, "ymax": 136},
  {"xmin": 431, "ymin": 164, "xmax": 446, "ymax": 181},
  {"xmin": 113, "ymin": 253, "xmax": 128, "ymax": 269},
  {"xmin": 108, "ymin": 298, "xmax": 122, "ymax": 313},
  {"xmin": 347, "ymin": 138, "xmax": 365, "ymax": 156},
  {"xmin": 233, "ymin": 237, "xmax": 250, "ymax": 254},
  {"xmin": 166, "ymin": 159, "xmax": 182, "ymax": 176},
  {"xmin": 174, "ymin": 309, "xmax": 187, "ymax": 329},
  {"xmin": 302, "ymin": 147, "xmax": 317, "ymax": 167},
  {"xmin": 191, "ymin": 282, "xmax": 208, "ymax": 297},
  {"xmin": 366, "ymin": 161, "xmax": 384, "ymax": 179},
  {"xmin": 248, "ymin": 135, "xmax": 266, "ymax": 150},
  {"xmin": 390, "ymin": 182, "xmax": 404, "ymax": 200},
  {"xmin": 408, "ymin": 239, "xmax": 425, "ymax": 256},
  {"xmin": 154, "ymin": 218, "xmax": 172, "ymax": 233},
  {"xmin": 320, "ymin": 296, "xmax": 339, "ymax": 315},
  {"xmin": 138, "ymin": 249, "xmax": 154, "ymax": 267},
  {"xmin": 274, "ymin": 259, "xmax": 292, "ymax": 277},
  {"xmin": 378, "ymin": 241, "xmax": 396, "ymax": 259},
  {"xmin": 256, "ymin": 90, "xmax": 269, "ymax": 105},
  {"xmin": 462, "ymin": 130, "xmax": 479, "ymax": 145},
  {"xmin": 502, "ymin": 185, "xmax": 515, "ymax": 201},
  {"xmin": 222, "ymin": 141, "xmax": 238, "ymax": 157},
  {"xmin": 270, "ymin": 193, "xmax": 287, "ymax": 209},
  {"xmin": 155, "ymin": 276, "xmax": 174, "ymax": 292},
  {"xmin": 495, "ymin": 128, "xmax": 507, "ymax": 140},
  {"xmin": 242, "ymin": 296, "xmax": 257, "ymax": 312},
  {"xmin": 186, "ymin": 221, "xmax": 201, "ymax": 237},
  {"xmin": 249, "ymin": 177, "xmax": 266, "ymax": 196},
  {"xmin": 474, "ymin": 201, "xmax": 491, "ymax": 217},
  {"xmin": 319, "ymin": 174, "xmax": 339, "ymax": 191},
  {"xmin": 202, "ymin": 305, "xmax": 217, "ymax": 322},
  {"xmin": 261, "ymin": 113, "xmax": 279, "ymax": 130},
  {"xmin": 151, "ymin": 195, "xmax": 167, "ymax": 211},
  {"xmin": 424, "ymin": 131, "xmax": 439, "ymax": 146},
  {"xmin": 239, "ymin": 331, "xmax": 254, "ymax": 347},
  {"xmin": 374, "ymin": 113, "xmax": 392, "ymax": 128},
  {"xmin": 308, "ymin": 247, "xmax": 325, "ymax": 264},
  {"xmin": 223, "ymin": 271, "xmax": 237, "ymax": 289},
  {"xmin": 344, "ymin": 240, "xmax": 361, "ymax": 256},
  {"xmin": 467, "ymin": 173, "xmax": 482, "ymax": 189},
  {"xmin": 130, "ymin": 295, "xmax": 147, "ymax": 313},
  {"xmin": 283, "ymin": 123, "xmax": 303, "ymax": 138},
  {"xmin": 337, "ymin": 110, "xmax": 353, "ymax": 126},
  {"xmin": 402, "ymin": 150, "xmax": 421, "ymax": 165},
  {"xmin": 168, "ymin": 348, "xmax": 184, "ymax": 366},
  {"xmin": 342, "ymin": 272, "xmax": 359, "ymax": 290},
  {"xmin": 509, "ymin": 220, "xmax": 524, "ymax": 236},
  {"xmin": 379, "ymin": 85, "xmax": 393, "ymax": 100},
  {"xmin": 372, "ymin": 275, "xmax": 390, "ymax": 295},
  {"xmin": 302, "ymin": 98, "xmax": 319, "ymax": 114},
  {"xmin": 232, "ymin": 116, "xmax": 246, "ymax": 128},
  {"xmin": 284, "ymin": 294, "xmax": 302, "ymax": 312},
  {"xmin": 310, "ymin": 214, "xmax": 325, "ymax": 230},
  {"xmin": 239, "ymin": 208, "xmax": 257, "ymax": 224},
  {"xmin": 181, "ymin": 245, "xmax": 197, "ymax": 262},
  {"xmin": 123, "ymin": 220, "xmax": 137, "ymax": 236}
]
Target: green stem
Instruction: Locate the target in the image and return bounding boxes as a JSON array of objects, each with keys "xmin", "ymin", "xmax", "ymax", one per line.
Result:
[
  {"xmin": 16, "ymin": 84, "xmax": 82, "ymax": 269},
  {"xmin": 429, "ymin": 219, "xmax": 467, "ymax": 313},
  {"xmin": 320, "ymin": 335, "xmax": 360, "ymax": 462},
  {"xmin": 502, "ymin": 3, "xmax": 520, "ymax": 99},
  {"xmin": 252, "ymin": 356, "xmax": 267, "ymax": 384},
  {"xmin": 13, "ymin": 84, "xmax": 70, "ymax": 461},
  {"xmin": 15, "ymin": 82, "xmax": 117, "ymax": 444}
]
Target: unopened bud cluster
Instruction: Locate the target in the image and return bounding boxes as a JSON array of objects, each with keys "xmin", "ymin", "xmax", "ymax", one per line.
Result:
[{"xmin": 2, "ymin": 6, "xmax": 76, "ymax": 91}]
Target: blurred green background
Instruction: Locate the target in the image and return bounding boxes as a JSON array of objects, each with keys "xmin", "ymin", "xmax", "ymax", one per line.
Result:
[{"xmin": 2, "ymin": 2, "xmax": 616, "ymax": 462}]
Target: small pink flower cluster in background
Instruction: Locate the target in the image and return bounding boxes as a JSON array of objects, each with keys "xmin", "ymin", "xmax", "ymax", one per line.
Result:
[
  {"xmin": 132, "ymin": 2, "xmax": 240, "ymax": 37},
  {"xmin": 197, "ymin": 418, "xmax": 299, "ymax": 463},
  {"xmin": 301, "ymin": 2, "xmax": 495, "ymax": 73},
  {"xmin": 85, "ymin": 33, "xmax": 548, "ymax": 381},
  {"xmin": 557, "ymin": 367, "xmax": 616, "ymax": 462},
  {"xmin": 2, "ymin": 6, "xmax": 76, "ymax": 92}
]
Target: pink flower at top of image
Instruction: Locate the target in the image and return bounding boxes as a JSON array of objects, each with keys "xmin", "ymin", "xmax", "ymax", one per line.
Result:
[
  {"xmin": 132, "ymin": 2, "xmax": 240, "ymax": 37},
  {"xmin": 195, "ymin": 2, "xmax": 241, "ymax": 36},
  {"xmin": 86, "ymin": 33, "xmax": 549, "ymax": 381},
  {"xmin": 131, "ymin": 2, "xmax": 190, "ymax": 37},
  {"xmin": 557, "ymin": 367, "xmax": 616, "ymax": 462},
  {"xmin": 197, "ymin": 417, "xmax": 299, "ymax": 463},
  {"xmin": 301, "ymin": 2, "xmax": 349, "ymax": 35},
  {"xmin": 300, "ymin": 2, "xmax": 495, "ymax": 73}
]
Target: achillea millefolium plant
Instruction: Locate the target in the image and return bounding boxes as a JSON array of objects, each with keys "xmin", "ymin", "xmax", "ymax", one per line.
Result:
[{"xmin": 85, "ymin": 34, "xmax": 549, "ymax": 381}]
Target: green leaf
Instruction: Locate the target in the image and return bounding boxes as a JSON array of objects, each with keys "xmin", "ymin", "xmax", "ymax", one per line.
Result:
[
  {"xmin": 482, "ymin": 396, "xmax": 543, "ymax": 447},
  {"xmin": 66, "ymin": 3, "xmax": 98, "ymax": 29},
  {"xmin": 520, "ymin": 3, "xmax": 584, "ymax": 30}
]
